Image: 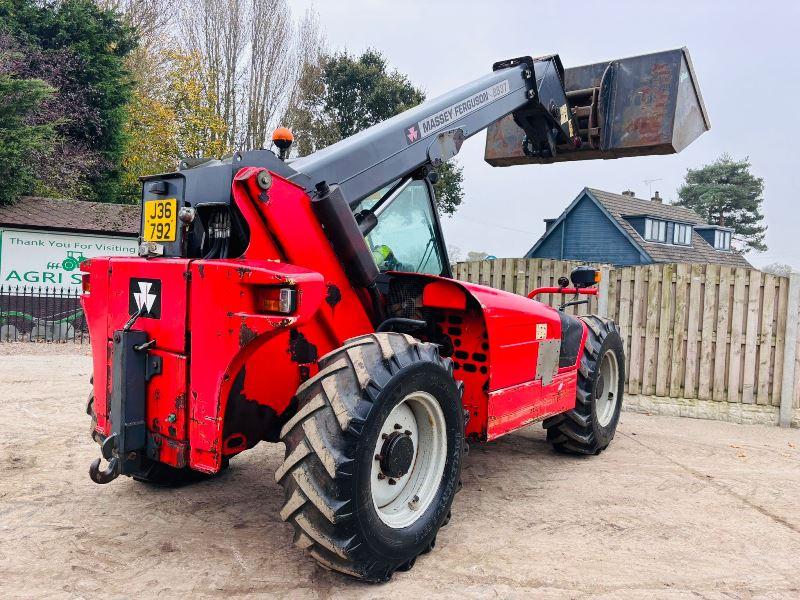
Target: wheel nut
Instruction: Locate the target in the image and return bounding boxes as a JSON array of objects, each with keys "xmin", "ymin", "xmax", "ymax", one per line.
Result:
[
  {"xmin": 374, "ymin": 454, "xmax": 382, "ymax": 461},
  {"xmin": 393, "ymin": 423, "xmax": 402, "ymax": 430},
  {"xmin": 377, "ymin": 473, "xmax": 386, "ymax": 480},
  {"xmin": 404, "ymin": 430, "xmax": 412, "ymax": 436},
  {"xmin": 381, "ymin": 433, "xmax": 388, "ymax": 440},
  {"xmin": 388, "ymin": 478, "xmax": 397, "ymax": 485}
]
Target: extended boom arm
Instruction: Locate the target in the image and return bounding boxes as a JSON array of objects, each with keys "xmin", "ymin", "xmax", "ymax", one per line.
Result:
[
  {"xmin": 289, "ymin": 47, "xmax": 708, "ymax": 208},
  {"xmin": 289, "ymin": 55, "xmax": 578, "ymax": 207},
  {"xmin": 140, "ymin": 48, "xmax": 707, "ymax": 287}
]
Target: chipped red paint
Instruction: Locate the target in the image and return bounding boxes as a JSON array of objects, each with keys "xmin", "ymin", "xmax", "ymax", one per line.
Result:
[
  {"xmin": 487, "ymin": 372, "xmax": 577, "ymax": 440},
  {"xmin": 415, "ymin": 275, "xmax": 583, "ymax": 440},
  {"xmin": 149, "ymin": 432, "xmax": 188, "ymax": 468},
  {"xmin": 82, "ymin": 167, "xmax": 589, "ymax": 475}
]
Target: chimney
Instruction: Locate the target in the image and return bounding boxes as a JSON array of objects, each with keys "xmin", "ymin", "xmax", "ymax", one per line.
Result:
[
  {"xmin": 651, "ymin": 191, "xmax": 662, "ymax": 203},
  {"xmin": 622, "ymin": 189, "xmax": 635, "ymax": 197}
]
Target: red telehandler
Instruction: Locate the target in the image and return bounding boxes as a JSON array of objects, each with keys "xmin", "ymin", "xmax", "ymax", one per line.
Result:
[{"xmin": 82, "ymin": 48, "xmax": 708, "ymax": 581}]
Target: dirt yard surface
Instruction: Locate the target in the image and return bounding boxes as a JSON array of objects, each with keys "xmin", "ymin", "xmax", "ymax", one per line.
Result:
[{"xmin": 1, "ymin": 345, "xmax": 799, "ymax": 599}]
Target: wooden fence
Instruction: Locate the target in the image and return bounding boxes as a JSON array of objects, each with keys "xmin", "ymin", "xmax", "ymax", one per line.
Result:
[{"xmin": 454, "ymin": 258, "xmax": 800, "ymax": 427}]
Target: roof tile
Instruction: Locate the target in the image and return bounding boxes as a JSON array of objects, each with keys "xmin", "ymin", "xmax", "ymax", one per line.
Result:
[
  {"xmin": 0, "ymin": 197, "xmax": 139, "ymax": 236},
  {"xmin": 586, "ymin": 188, "xmax": 752, "ymax": 268}
]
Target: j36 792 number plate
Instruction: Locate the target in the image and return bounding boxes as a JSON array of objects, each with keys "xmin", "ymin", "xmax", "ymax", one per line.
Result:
[{"xmin": 143, "ymin": 198, "xmax": 177, "ymax": 242}]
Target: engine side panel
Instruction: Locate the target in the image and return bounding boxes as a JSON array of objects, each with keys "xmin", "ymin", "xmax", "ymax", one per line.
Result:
[
  {"xmin": 458, "ymin": 282, "xmax": 563, "ymax": 391},
  {"xmin": 393, "ymin": 274, "xmax": 583, "ymax": 441}
]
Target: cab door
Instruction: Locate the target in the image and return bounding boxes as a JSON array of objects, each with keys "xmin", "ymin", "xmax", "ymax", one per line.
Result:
[{"xmin": 355, "ymin": 177, "xmax": 451, "ymax": 277}]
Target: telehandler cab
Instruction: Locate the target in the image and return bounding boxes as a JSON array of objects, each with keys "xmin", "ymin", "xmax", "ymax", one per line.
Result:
[{"xmin": 82, "ymin": 48, "xmax": 708, "ymax": 581}]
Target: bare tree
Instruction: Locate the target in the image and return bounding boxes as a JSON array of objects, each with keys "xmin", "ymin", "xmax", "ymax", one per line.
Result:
[
  {"xmin": 244, "ymin": 0, "xmax": 292, "ymax": 148},
  {"xmin": 98, "ymin": 0, "xmax": 174, "ymax": 86},
  {"xmin": 281, "ymin": 9, "xmax": 326, "ymax": 155},
  {"xmin": 446, "ymin": 244, "xmax": 462, "ymax": 263},
  {"xmin": 176, "ymin": 0, "xmax": 323, "ymax": 151},
  {"xmin": 99, "ymin": 0, "xmax": 172, "ymax": 41},
  {"xmin": 762, "ymin": 263, "xmax": 794, "ymax": 276},
  {"xmin": 180, "ymin": 0, "xmax": 247, "ymax": 148}
]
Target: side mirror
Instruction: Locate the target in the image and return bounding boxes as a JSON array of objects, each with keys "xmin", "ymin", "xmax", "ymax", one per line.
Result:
[{"xmin": 570, "ymin": 266, "xmax": 600, "ymax": 288}]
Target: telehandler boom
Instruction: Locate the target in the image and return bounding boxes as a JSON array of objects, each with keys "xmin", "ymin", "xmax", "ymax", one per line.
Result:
[{"xmin": 82, "ymin": 47, "xmax": 708, "ymax": 581}]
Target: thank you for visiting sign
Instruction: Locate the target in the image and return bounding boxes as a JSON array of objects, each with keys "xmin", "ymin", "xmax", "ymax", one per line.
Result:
[{"xmin": 0, "ymin": 228, "xmax": 137, "ymax": 291}]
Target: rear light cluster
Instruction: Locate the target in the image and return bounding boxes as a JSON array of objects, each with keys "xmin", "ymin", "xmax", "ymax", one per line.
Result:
[{"xmin": 255, "ymin": 286, "xmax": 297, "ymax": 314}]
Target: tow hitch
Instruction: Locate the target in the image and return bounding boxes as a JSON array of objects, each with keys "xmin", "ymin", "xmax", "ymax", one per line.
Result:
[{"xmin": 89, "ymin": 322, "xmax": 162, "ymax": 484}]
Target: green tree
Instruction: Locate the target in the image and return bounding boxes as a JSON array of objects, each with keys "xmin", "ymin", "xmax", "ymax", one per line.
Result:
[
  {"xmin": 0, "ymin": 0, "xmax": 135, "ymax": 202},
  {"xmin": 286, "ymin": 49, "xmax": 464, "ymax": 215},
  {"xmin": 120, "ymin": 49, "xmax": 231, "ymax": 200},
  {"xmin": 677, "ymin": 154, "xmax": 767, "ymax": 253},
  {"xmin": 0, "ymin": 75, "xmax": 54, "ymax": 204}
]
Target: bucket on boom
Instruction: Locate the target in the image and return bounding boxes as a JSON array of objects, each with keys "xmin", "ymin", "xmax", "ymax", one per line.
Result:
[{"xmin": 484, "ymin": 47, "xmax": 709, "ymax": 166}]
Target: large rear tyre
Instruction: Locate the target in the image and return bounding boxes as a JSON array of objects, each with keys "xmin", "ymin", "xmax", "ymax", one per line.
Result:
[
  {"xmin": 86, "ymin": 394, "xmax": 228, "ymax": 487},
  {"xmin": 276, "ymin": 333, "xmax": 464, "ymax": 582},
  {"xmin": 544, "ymin": 315, "xmax": 624, "ymax": 455}
]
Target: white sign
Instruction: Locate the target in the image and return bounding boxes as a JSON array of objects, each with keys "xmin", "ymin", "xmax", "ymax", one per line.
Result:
[
  {"xmin": 0, "ymin": 228, "xmax": 137, "ymax": 291},
  {"xmin": 416, "ymin": 79, "xmax": 511, "ymax": 139}
]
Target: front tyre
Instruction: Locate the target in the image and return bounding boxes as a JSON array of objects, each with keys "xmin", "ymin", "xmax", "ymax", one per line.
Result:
[
  {"xmin": 276, "ymin": 333, "xmax": 464, "ymax": 582},
  {"xmin": 544, "ymin": 315, "xmax": 624, "ymax": 455}
]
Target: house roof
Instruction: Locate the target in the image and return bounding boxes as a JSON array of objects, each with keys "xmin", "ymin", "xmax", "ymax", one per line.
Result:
[
  {"xmin": 0, "ymin": 197, "xmax": 139, "ymax": 237},
  {"xmin": 529, "ymin": 188, "xmax": 752, "ymax": 268},
  {"xmin": 586, "ymin": 189, "xmax": 751, "ymax": 268}
]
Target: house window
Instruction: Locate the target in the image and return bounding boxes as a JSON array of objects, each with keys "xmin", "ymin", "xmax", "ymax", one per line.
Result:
[
  {"xmin": 673, "ymin": 223, "xmax": 693, "ymax": 246},
  {"xmin": 644, "ymin": 218, "xmax": 666, "ymax": 242},
  {"xmin": 714, "ymin": 229, "xmax": 732, "ymax": 251}
]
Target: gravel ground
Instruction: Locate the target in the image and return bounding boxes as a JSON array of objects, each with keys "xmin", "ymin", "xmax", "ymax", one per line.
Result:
[{"xmin": 1, "ymin": 346, "xmax": 799, "ymax": 599}]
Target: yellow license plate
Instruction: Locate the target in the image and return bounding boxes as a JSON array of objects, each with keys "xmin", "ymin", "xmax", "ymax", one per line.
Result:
[{"xmin": 143, "ymin": 198, "xmax": 177, "ymax": 242}]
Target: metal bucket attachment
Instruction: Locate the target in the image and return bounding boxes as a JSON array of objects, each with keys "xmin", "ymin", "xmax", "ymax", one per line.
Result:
[{"xmin": 485, "ymin": 47, "xmax": 709, "ymax": 166}]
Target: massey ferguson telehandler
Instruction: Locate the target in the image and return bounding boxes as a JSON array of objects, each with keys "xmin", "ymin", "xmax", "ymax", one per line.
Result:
[{"xmin": 82, "ymin": 48, "xmax": 709, "ymax": 581}]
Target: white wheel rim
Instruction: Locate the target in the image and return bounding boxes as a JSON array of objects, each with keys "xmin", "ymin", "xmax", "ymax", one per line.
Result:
[
  {"xmin": 370, "ymin": 391, "xmax": 447, "ymax": 529},
  {"xmin": 595, "ymin": 349, "xmax": 619, "ymax": 427}
]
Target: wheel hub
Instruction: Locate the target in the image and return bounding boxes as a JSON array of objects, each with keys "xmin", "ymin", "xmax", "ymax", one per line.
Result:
[
  {"xmin": 595, "ymin": 374, "xmax": 605, "ymax": 398},
  {"xmin": 379, "ymin": 431, "xmax": 414, "ymax": 479},
  {"xmin": 594, "ymin": 349, "xmax": 619, "ymax": 428},
  {"xmin": 370, "ymin": 391, "xmax": 448, "ymax": 529}
]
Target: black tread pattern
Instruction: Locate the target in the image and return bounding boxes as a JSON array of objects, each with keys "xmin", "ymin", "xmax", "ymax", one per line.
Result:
[
  {"xmin": 544, "ymin": 315, "xmax": 622, "ymax": 455},
  {"xmin": 276, "ymin": 332, "xmax": 457, "ymax": 582}
]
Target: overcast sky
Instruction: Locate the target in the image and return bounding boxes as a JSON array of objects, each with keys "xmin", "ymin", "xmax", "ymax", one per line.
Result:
[{"xmin": 291, "ymin": 0, "xmax": 799, "ymax": 268}]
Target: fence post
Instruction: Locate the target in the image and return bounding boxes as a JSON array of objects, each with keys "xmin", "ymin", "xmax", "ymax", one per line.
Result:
[
  {"xmin": 779, "ymin": 272, "xmax": 800, "ymax": 427},
  {"xmin": 597, "ymin": 265, "xmax": 611, "ymax": 317}
]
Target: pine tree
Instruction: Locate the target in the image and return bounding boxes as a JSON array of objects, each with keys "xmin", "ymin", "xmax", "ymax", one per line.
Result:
[
  {"xmin": 676, "ymin": 154, "xmax": 767, "ymax": 253},
  {"xmin": 0, "ymin": 0, "xmax": 135, "ymax": 202},
  {"xmin": 0, "ymin": 75, "xmax": 54, "ymax": 204}
]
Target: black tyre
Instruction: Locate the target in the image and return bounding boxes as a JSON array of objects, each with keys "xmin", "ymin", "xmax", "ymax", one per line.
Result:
[
  {"xmin": 129, "ymin": 456, "xmax": 229, "ymax": 487},
  {"xmin": 544, "ymin": 315, "xmax": 624, "ymax": 455},
  {"xmin": 87, "ymin": 394, "xmax": 228, "ymax": 487},
  {"xmin": 276, "ymin": 332, "xmax": 464, "ymax": 582}
]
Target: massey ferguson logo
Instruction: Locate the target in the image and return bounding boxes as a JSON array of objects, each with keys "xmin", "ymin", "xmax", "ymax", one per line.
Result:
[
  {"xmin": 405, "ymin": 125, "xmax": 419, "ymax": 144},
  {"xmin": 129, "ymin": 278, "xmax": 161, "ymax": 319},
  {"xmin": 405, "ymin": 79, "xmax": 511, "ymax": 146}
]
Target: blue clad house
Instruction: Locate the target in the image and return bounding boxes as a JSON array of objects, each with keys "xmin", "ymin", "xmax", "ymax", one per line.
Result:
[{"xmin": 526, "ymin": 188, "xmax": 751, "ymax": 268}]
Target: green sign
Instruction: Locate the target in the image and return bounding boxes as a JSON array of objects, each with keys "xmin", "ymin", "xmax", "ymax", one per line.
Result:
[{"xmin": 0, "ymin": 228, "xmax": 137, "ymax": 291}]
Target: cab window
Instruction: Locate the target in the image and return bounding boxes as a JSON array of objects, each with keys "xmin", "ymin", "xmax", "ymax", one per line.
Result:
[{"xmin": 359, "ymin": 180, "xmax": 445, "ymax": 275}]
